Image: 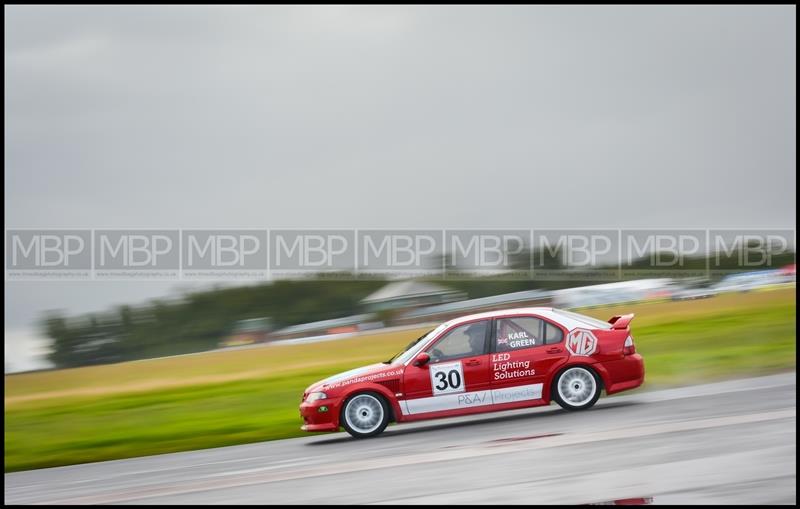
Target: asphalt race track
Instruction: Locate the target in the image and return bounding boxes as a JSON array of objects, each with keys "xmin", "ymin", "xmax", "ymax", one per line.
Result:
[{"xmin": 5, "ymin": 372, "xmax": 796, "ymax": 505}]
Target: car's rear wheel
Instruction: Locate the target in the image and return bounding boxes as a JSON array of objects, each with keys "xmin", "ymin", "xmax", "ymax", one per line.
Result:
[
  {"xmin": 553, "ymin": 366, "xmax": 601, "ymax": 411},
  {"xmin": 341, "ymin": 392, "xmax": 389, "ymax": 438}
]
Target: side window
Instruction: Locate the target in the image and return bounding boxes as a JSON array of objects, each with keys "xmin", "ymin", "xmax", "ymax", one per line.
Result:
[
  {"xmin": 495, "ymin": 317, "xmax": 542, "ymax": 352},
  {"xmin": 426, "ymin": 321, "xmax": 488, "ymax": 362},
  {"xmin": 544, "ymin": 321, "xmax": 564, "ymax": 345}
]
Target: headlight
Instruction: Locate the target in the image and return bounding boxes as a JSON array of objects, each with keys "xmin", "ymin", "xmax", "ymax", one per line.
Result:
[{"xmin": 306, "ymin": 392, "xmax": 327, "ymax": 402}]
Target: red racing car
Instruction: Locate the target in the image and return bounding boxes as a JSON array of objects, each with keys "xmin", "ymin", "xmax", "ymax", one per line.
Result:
[{"xmin": 300, "ymin": 307, "xmax": 644, "ymax": 438}]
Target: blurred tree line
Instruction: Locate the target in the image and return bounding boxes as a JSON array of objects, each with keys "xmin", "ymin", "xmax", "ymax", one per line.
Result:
[
  {"xmin": 42, "ymin": 279, "xmax": 388, "ymax": 368},
  {"xmin": 41, "ymin": 244, "xmax": 793, "ymax": 369}
]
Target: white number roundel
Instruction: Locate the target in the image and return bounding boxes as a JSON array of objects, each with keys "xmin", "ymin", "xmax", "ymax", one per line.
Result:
[
  {"xmin": 566, "ymin": 328, "xmax": 598, "ymax": 356},
  {"xmin": 429, "ymin": 361, "xmax": 465, "ymax": 395}
]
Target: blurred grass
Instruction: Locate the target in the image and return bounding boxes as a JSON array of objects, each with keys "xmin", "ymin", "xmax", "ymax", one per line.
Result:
[{"xmin": 4, "ymin": 288, "xmax": 796, "ymax": 472}]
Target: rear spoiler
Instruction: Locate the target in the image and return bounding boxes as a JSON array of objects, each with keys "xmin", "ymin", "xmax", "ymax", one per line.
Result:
[{"xmin": 608, "ymin": 313, "xmax": 635, "ymax": 329}]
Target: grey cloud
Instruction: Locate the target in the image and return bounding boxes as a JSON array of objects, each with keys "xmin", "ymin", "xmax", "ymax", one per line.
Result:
[{"xmin": 4, "ymin": 5, "xmax": 796, "ymax": 334}]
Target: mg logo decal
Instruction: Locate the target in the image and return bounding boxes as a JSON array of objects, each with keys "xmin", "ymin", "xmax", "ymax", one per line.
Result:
[{"xmin": 566, "ymin": 329, "xmax": 598, "ymax": 356}]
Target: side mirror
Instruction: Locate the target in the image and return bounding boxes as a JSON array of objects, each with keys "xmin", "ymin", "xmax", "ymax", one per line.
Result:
[{"xmin": 413, "ymin": 352, "xmax": 430, "ymax": 367}]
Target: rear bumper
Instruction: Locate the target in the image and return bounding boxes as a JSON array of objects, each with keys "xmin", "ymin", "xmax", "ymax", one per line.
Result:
[{"xmin": 603, "ymin": 353, "xmax": 645, "ymax": 395}]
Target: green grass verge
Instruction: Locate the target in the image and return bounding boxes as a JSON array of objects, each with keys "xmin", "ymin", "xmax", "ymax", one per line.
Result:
[{"xmin": 4, "ymin": 289, "xmax": 796, "ymax": 472}]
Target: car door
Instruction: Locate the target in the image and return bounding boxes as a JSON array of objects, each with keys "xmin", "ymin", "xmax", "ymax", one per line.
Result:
[
  {"xmin": 489, "ymin": 315, "xmax": 569, "ymax": 404},
  {"xmin": 401, "ymin": 319, "xmax": 492, "ymax": 416}
]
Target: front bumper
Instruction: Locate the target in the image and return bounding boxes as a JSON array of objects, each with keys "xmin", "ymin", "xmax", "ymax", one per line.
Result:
[{"xmin": 299, "ymin": 397, "xmax": 342, "ymax": 432}]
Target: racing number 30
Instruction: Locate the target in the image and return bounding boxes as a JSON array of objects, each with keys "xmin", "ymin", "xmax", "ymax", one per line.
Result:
[
  {"xmin": 434, "ymin": 369, "xmax": 461, "ymax": 391},
  {"xmin": 430, "ymin": 361, "xmax": 466, "ymax": 395}
]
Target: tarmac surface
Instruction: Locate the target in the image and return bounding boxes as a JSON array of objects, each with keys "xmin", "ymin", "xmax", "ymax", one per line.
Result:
[{"xmin": 4, "ymin": 372, "xmax": 796, "ymax": 505}]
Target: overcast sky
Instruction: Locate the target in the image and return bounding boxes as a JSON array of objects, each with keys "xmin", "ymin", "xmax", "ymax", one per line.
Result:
[{"xmin": 4, "ymin": 5, "xmax": 796, "ymax": 371}]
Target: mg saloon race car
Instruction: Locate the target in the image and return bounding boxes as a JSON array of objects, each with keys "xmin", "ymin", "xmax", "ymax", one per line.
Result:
[{"xmin": 300, "ymin": 307, "xmax": 644, "ymax": 438}]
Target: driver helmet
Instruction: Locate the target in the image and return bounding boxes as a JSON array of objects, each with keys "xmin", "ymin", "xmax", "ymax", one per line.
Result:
[{"xmin": 464, "ymin": 323, "xmax": 485, "ymax": 348}]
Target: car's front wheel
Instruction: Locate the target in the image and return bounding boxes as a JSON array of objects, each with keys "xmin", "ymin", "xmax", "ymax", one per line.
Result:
[
  {"xmin": 552, "ymin": 366, "xmax": 601, "ymax": 411},
  {"xmin": 340, "ymin": 392, "xmax": 389, "ymax": 438}
]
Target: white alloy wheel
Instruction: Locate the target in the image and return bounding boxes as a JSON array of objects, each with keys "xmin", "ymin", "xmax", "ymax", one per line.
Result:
[
  {"xmin": 343, "ymin": 393, "xmax": 387, "ymax": 437},
  {"xmin": 555, "ymin": 367, "xmax": 599, "ymax": 409}
]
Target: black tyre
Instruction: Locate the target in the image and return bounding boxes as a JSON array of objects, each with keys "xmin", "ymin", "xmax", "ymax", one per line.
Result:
[
  {"xmin": 552, "ymin": 366, "xmax": 601, "ymax": 411},
  {"xmin": 340, "ymin": 392, "xmax": 389, "ymax": 438}
]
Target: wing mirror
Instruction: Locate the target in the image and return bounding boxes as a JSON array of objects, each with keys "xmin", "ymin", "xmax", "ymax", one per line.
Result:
[{"xmin": 413, "ymin": 352, "xmax": 430, "ymax": 367}]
